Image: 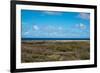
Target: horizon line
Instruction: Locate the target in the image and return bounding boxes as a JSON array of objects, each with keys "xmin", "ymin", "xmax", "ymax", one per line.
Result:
[{"xmin": 21, "ymin": 38, "xmax": 90, "ymax": 40}]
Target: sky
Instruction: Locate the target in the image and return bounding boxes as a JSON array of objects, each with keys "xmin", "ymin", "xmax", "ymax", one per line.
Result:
[{"xmin": 21, "ymin": 9, "xmax": 90, "ymax": 38}]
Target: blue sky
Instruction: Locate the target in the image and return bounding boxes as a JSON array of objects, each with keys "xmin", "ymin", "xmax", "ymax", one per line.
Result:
[{"xmin": 21, "ymin": 10, "xmax": 90, "ymax": 38}]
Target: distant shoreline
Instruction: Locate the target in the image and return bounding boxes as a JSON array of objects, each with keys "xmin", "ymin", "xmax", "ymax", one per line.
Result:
[
  {"xmin": 21, "ymin": 38, "xmax": 90, "ymax": 43},
  {"xmin": 22, "ymin": 38, "xmax": 90, "ymax": 40}
]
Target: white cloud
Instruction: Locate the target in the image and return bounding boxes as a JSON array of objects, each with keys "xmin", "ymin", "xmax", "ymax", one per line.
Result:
[
  {"xmin": 33, "ymin": 25, "xmax": 39, "ymax": 30},
  {"xmin": 43, "ymin": 11, "xmax": 62, "ymax": 15},
  {"xmin": 80, "ymin": 23, "xmax": 86, "ymax": 29},
  {"xmin": 78, "ymin": 13, "xmax": 90, "ymax": 20},
  {"xmin": 58, "ymin": 27, "xmax": 63, "ymax": 30},
  {"xmin": 77, "ymin": 23, "xmax": 86, "ymax": 29},
  {"xmin": 75, "ymin": 23, "xmax": 86, "ymax": 30},
  {"xmin": 23, "ymin": 31, "xmax": 30, "ymax": 35}
]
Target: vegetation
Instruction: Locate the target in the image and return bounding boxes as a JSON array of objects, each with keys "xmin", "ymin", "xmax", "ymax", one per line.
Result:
[{"xmin": 21, "ymin": 40, "xmax": 90, "ymax": 63}]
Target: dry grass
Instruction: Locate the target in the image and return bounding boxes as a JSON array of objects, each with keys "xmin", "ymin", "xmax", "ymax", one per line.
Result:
[{"xmin": 21, "ymin": 40, "xmax": 90, "ymax": 63}]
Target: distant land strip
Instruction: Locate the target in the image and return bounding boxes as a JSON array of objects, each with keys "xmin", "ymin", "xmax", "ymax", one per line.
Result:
[{"xmin": 22, "ymin": 38, "xmax": 90, "ymax": 40}]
